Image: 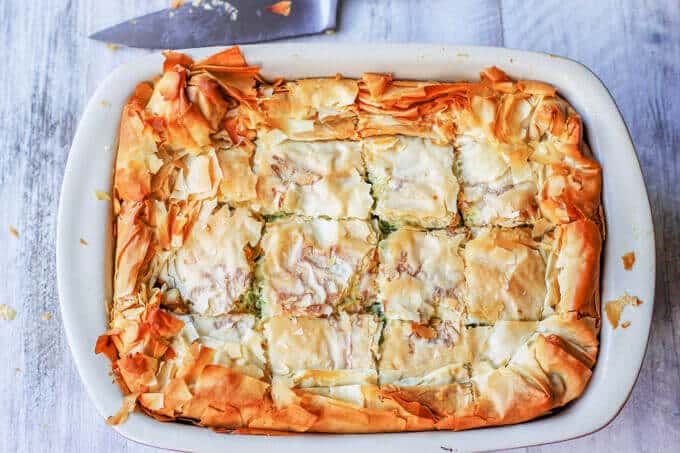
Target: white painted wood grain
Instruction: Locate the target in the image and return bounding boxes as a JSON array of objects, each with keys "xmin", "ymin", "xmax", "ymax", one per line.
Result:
[{"xmin": 0, "ymin": 0, "xmax": 677, "ymax": 452}]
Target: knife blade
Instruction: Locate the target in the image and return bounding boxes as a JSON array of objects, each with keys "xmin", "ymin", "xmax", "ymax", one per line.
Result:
[{"xmin": 90, "ymin": 0, "xmax": 338, "ymax": 49}]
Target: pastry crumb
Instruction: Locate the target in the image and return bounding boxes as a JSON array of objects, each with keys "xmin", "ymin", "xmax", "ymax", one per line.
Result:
[
  {"xmin": 266, "ymin": 1, "xmax": 291, "ymax": 16},
  {"xmin": 106, "ymin": 43, "xmax": 119, "ymax": 52},
  {"xmin": 0, "ymin": 304, "xmax": 17, "ymax": 321},
  {"xmin": 170, "ymin": 0, "xmax": 185, "ymax": 8},
  {"xmin": 531, "ymin": 218, "xmax": 554, "ymax": 238},
  {"xmin": 107, "ymin": 393, "xmax": 140, "ymax": 425},
  {"xmin": 605, "ymin": 293, "xmax": 643, "ymax": 329},
  {"xmin": 411, "ymin": 323, "xmax": 437, "ymax": 340},
  {"xmin": 9, "ymin": 226, "xmax": 19, "ymax": 239},
  {"xmin": 41, "ymin": 312, "xmax": 52, "ymax": 321},
  {"xmin": 99, "ymin": 100, "xmax": 111, "ymax": 107},
  {"xmin": 95, "ymin": 190, "xmax": 111, "ymax": 201},
  {"xmin": 622, "ymin": 252, "xmax": 635, "ymax": 270},
  {"xmin": 80, "ymin": 238, "xmax": 89, "ymax": 246},
  {"xmin": 621, "ymin": 321, "xmax": 631, "ymax": 329}
]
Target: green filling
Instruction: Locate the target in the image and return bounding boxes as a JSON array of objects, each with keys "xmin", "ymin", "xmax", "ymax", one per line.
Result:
[
  {"xmin": 263, "ymin": 212, "xmax": 292, "ymax": 222},
  {"xmin": 238, "ymin": 288, "xmax": 264, "ymax": 316},
  {"xmin": 378, "ymin": 219, "xmax": 397, "ymax": 237}
]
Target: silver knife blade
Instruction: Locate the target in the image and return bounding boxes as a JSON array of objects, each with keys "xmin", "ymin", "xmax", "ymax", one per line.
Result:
[{"xmin": 90, "ymin": 0, "xmax": 337, "ymax": 49}]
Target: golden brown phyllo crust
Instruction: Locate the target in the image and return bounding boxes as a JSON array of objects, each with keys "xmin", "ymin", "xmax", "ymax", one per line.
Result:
[{"xmin": 97, "ymin": 47, "xmax": 604, "ymax": 434}]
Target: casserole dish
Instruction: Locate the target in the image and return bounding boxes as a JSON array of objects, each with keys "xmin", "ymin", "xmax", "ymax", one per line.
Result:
[{"xmin": 57, "ymin": 43, "xmax": 654, "ymax": 451}]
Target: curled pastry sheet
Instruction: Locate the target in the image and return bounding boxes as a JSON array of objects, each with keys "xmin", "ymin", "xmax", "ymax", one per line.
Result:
[{"xmin": 99, "ymin": 47, "xmax": 603, "ymax": 434}]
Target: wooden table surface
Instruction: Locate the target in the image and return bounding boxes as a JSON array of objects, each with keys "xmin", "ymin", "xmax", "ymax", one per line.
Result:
[{"xmin": 0, "ymin": 0, "xmax": 678, "ymax": 451}]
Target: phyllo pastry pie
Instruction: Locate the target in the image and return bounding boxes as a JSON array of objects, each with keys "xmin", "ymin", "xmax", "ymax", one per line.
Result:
[{"xmin": 98, "ymin": 47, "xmax": 604, "ymax": 434}]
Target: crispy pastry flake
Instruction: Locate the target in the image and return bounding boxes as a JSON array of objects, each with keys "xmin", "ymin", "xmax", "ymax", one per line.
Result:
[
  {"xmin": 266, "ymin": 1, "xmax": 291, "ymax": 16},
  {"xmin": 622, "ymin": 252, "xmax": 635, "ymax": 270},
  {"xmin": 605, "ymin": 293, "xmax": 642, "ymax": 329},
  {"xmin": 95, "ymin": 190, "xmax": 111, "ymax": 200},
  {"xmin": 106, "ymin": 392, "xmax": 140, "ymax": 425}
]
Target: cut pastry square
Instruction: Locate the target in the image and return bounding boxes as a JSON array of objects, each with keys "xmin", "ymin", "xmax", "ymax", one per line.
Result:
[
  {"xmin": 453, "ymin": 84, "xmax": 537, "ymax": 146},
  {"xmin": 455, "ymin": 136, "xmax": 540, "ymax": 227},
  {"xmin": 468, "ymin": 313, "xmax": 598, "ymax": 414},
  {"xmin": 378, "ymin": 320, "xmax": 471, "ymax": 386},
  {"xmin": 258, "ymin": 217, "xmax": 379, "ymax": 318},
  {"xmin": 148, "ymin": 205, "xmax": 264, "ymax": 316},
  {"xmin": 377, "ymin": 228, "xmax": 466, "ymax": 323},
  {"xmin": 453, "ymin": 87, "xmax": 602, "ymax": 227},
  {"xmin": 363, "ymin": 135, "xmax": 460, "ymax": 228},
  {"xmin": 463, "ymin": 227, "xmax": 549, "ymax": 324},
  {"xmin": 468, "ymin": 314, "xmax": 598, "ymax": 376},
  {"xmin": 265, "ymin": 313, "xmax": 381, "ymax": 388},
  {"xmin": 253, "ymin": 131, "xmax": 373, "ymax": 219},
  {"xmin": 172, "ymin": 313, "xmax": 267, "ymax": 380},
  {"xmin": 356, "ymin": 75, "xmax": 462, "ymax": 143},
  {"xmin": 258, "ymin": 78, "xmax": 359, "ymax": 140}
]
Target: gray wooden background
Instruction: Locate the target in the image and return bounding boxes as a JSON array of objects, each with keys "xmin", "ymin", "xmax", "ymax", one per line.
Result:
[{"xmin": 0, "ymin": 0, "xmax": 678, "ymax": 451}]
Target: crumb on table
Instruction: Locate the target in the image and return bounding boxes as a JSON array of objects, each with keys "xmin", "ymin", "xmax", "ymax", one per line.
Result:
[
  {"xmin": 0, "ymin": 304, "xmax": 17, "ymax": 321},
  {"xmin": 94, "ymin": 190, "xmax": 111, "ymax": 201},
  {"xmin": 622, "ymin": 252, "xmax": 635, "ymax": 270}
]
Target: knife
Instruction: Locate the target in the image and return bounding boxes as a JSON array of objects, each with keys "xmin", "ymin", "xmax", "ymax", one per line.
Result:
[{"xmin": 90, "ymin": 0, "xmax": 338, "ymax": 49}]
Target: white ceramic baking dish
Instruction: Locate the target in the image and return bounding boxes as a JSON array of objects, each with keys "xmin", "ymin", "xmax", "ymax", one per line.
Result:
[{"xmin": 57, "ymin": 44, "xmax": 655, "ymax": 452}]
